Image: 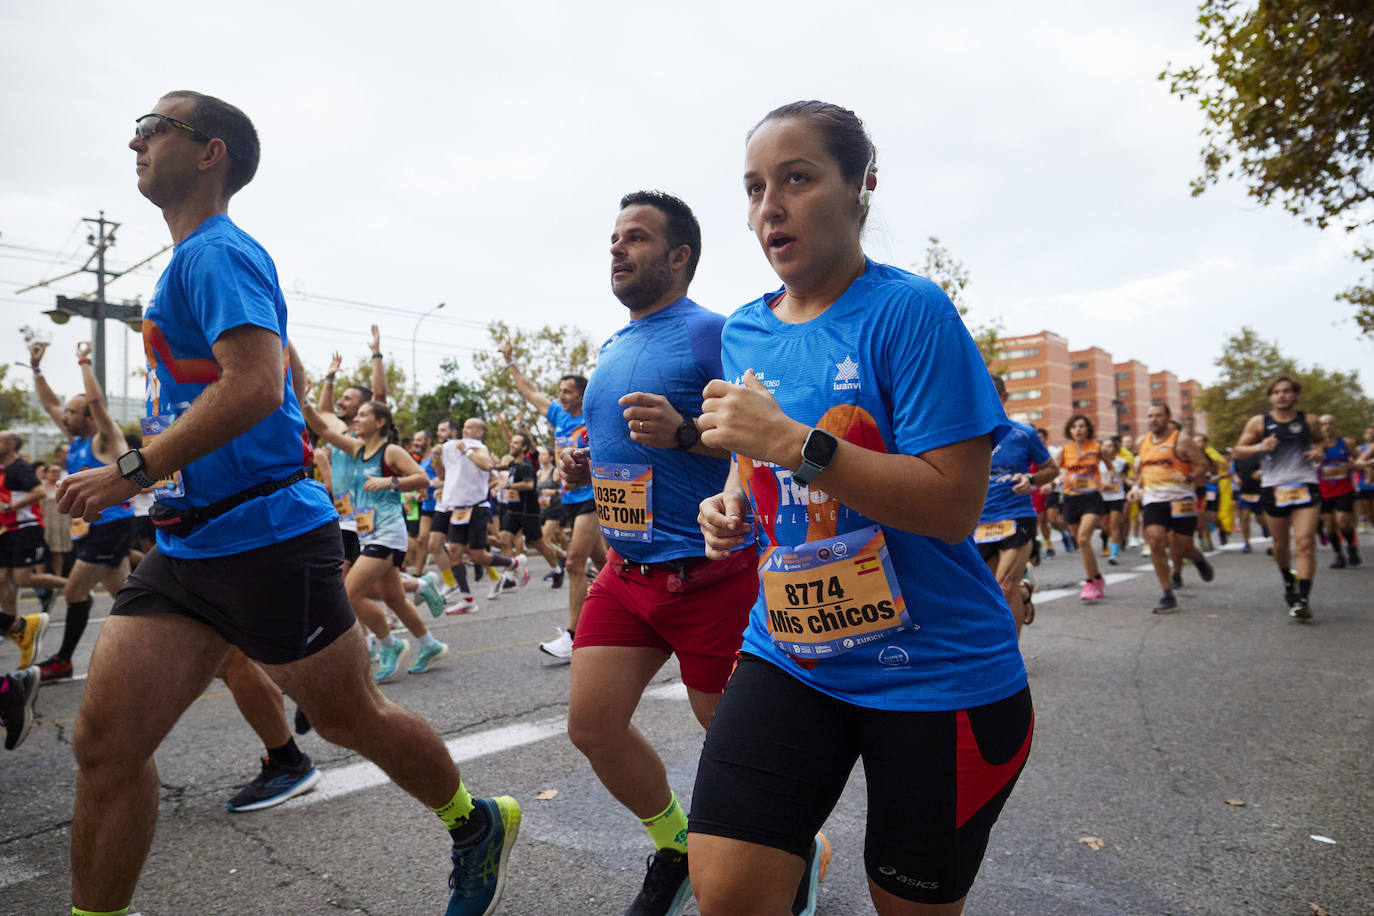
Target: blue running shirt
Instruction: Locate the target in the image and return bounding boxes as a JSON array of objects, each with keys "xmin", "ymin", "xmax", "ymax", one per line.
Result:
[
  {"xmin": 583, "ymin": 298, "xmax": 748, "ymax": 563},
  {"xmin": 547, "ymin": 403, "xmax": 593, "ymax": 505},
  {"xmin": 66, "ymin": 436, "xmax": 133, "ymax": 529},
  {"xmin": 979, "ymin": 421, "xmax": 1050, "ymax": 525},
  {"xmin": 143, "ymin": 215, "xmax": 335, "ymax": 558},
  {"xmin": 724, "ymin": 260, "xmax": 1026, "ymax": 712}
]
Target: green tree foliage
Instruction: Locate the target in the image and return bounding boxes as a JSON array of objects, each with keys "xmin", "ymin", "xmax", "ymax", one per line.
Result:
[
  {"xmin": 412, "ymin": 360, "xmax": 488, "ymax": 438},
  {"xmin": 918, "ymin": 237, "xmax": 1002, "ymax": 366},
  {"xmin": 1198, "ymin": 327, "xmax": 1374, "ymax": 446},
  {"xmin": 1161, "ymin": 1, "xmax": 1374, "ymax": 333},
  {"xmin": 471, "ymin": 321, "xmax": 598, "ymax": 451},
  {"xmin": 0, "ymin": 365, "xmax": 43, "ymax": 427}
]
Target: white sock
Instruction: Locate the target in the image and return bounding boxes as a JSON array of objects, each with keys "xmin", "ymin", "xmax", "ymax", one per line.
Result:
[
  {"xmin": 381, "ymin": 635, "xmax": 399, "ymax": 648},
  {"xmin": 420, "ymin": 633, "xmax": 440, "ymax": 649}
]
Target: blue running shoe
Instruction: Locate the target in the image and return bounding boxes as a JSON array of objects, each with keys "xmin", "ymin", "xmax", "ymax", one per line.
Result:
[
  {"xmin": 408, "ymin": 640, "xmax": 449, "ymax": 674},
  {"xmin": 417, "ymin": 577, "xmax": 445, "ymax": 617},
  {"xmin": 447, "ymin": 796, "xmax": 521, "ymax": 916},
  {"xmin": 373, "ymin": 638, "xmax": 410, "ymax": 683},
  {"xmin": 225, "ymin": 753, "xmax": 321, "ymax": 811}
]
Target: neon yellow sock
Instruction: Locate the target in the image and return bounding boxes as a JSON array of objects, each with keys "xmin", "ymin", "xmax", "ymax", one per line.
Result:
[
  {"xmin": 441, "ymin": 567, "xmax": 456, "ymax": 588},
  {"xmin": 433, "ymin": 782, "xmax": 476, "ymax": 830},
  {"xmin": 73, "ymin": 907, "xmax": 130, "ymax": 915},
  {"xmin": 640, "ymin": 792, "xmax": 688, "ymax": 854}
]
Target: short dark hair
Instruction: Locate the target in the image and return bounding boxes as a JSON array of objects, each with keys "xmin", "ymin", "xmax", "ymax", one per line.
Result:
[
  {"xmin": 560, "ymin": 374, "xmax": 588, "ymax": 395},
  {"xmin": 1268, "ymin": 375, "xmax": 1301, "ymax": 396},
  {"xmin": 990, "ymin": 374, "xmax": 1007, "ymax": 399},
  {"xmin": 749, "ymin": 101, "xmax": 877, "ymax": 227},
  {"xmin": 618, "ymin": 190, "xmax": 703, "ymax": 284},
  {"xmin": 348, "ymin": 384, "xmax": 374, "ymax": 402},
  {"xmin": 1150, "ymin": 402, "xmax": 1173, "ymax": 418},
  {"xmin": 162, "ymin": 90, "xmax": 260, "ymax": 195},
  {"xmin": 1064, "ymin": 414, "xmax": 1095, "ymax": 439}
]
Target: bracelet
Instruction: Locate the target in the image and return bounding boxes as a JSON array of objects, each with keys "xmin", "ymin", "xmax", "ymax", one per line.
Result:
[
  {"xmin": 372, "ymin": 352, "xmax": 383, "ymax": 360},
  {"xmin": 77, "ymin": 359, "xmax": 91, "ymax": 366},
  {"xmin": 30, "ymin": 367, "xmax": 42, "ymax": 377},
  {"xmin": 506, "ymin": 362, "xmax": 516, "ymax": 369}
]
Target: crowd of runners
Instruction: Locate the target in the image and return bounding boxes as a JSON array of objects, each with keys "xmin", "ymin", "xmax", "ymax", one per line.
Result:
[{"xmin": 0, "ymin": 90, "xmax": 1370, "ymax": 916}]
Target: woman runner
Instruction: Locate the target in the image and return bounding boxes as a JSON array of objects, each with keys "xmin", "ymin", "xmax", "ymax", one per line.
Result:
[
  {"xmin": 690, "ymin": 100, "xmax": 1032, "ymax": 916},
  {"xmin": 303, "ymin": 400, "xmax": 449, "ymax": 678},
  {"xmin": 1060, "ymin": 415, "xmax": 1107, "ymax": 599}
]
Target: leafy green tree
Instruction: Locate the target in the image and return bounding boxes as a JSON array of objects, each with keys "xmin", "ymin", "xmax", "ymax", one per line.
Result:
[
  {"xmin": 471, "ymin": 321, "xmax": 599, "ymax": 451},
  {"xmin": 412, "ymin": 361, "xmax": 488, "ymax": 438},
  {"xmin": 918, "ymin": 236, "xmax": 1002, "ymax": 366},
  {"xmin": 1198, "ymin": 327, "xmax": 1373, "ymax": 446},
  {"xmin": 0, "ymin": 365, "xmax": 43, "ymax": 427},
  {"xmin": 1160, "ymin": 1, "xmax": 1374, "ymax": 333}
]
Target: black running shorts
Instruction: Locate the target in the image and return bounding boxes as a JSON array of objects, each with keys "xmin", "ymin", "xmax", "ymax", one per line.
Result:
[
  {"xmin": 975, "ymin": 517, "xmax": 1036, "ymax": 563},
  {"xmin": 1141, "ymin": 501, "xmax": 1198, "ymax": 536},
  {"xmin": 501, "ymin": 510, "xmax": 543, "ymax": 542},
  {"xmin": 1061, "ymin": 492, "xmax": 1106, "ymax": 527},
  {"xmin": 72, "ymin": 517, "xmax": 133, "ymax": 567},
  {"xmin": 0, "ymin": 527, "xmax": 48, "ymax": 569},
  {"xmin": 1320, "ymin": 491, "xmax": 1355, "ymax": 514},
  {"xmin": 360, "ymin": 543, "xmax": 406, "ymax": 568},
  {"xmin": 1260, "ymin": 483, "xmax": 1321, "ymax": 519},
  {"xmin": 110, "ymin": 520, "xmax": 356, "ymax": 665},
  {"xmin": 440, "ymin": 504, "xmax": 492, "ymax": 551},
  {"xmin": 690, "ymin": 653, "xmax": 1033, "ymax": 905},
  {"xmin": 561, "ymin": 497, "xmax": 597, "ymax": 527},
  {"xmin": 340, "ymin": 528, "xmax": 361, "ymax": 563}
]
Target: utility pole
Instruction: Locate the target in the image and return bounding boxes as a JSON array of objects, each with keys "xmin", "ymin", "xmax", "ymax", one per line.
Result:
[{"xmin": 18, "ymin": 211, "xmax": 167, "ymax": 394}]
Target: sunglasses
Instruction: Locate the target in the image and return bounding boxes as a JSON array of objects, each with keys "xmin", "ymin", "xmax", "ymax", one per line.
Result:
[{"xmin": 134, "ymin": 113, "xmax": 240, "ymax": 160}]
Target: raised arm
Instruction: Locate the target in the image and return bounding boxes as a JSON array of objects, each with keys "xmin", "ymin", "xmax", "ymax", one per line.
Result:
[
  {"xmin": 77, "ymin": 342, "xmax": 129, "ymax": 466},
  {"xmin": 28, "ymin": 343, "xmax": 67, "ymax": 434},
  {"xmin": 300, "ymin": 399, "xmax": 362, "ymax": 456},
  {"xmin": 498, "ymin": 339, "xmax": 552, "ymax": 415},
  {"xmin": 369, "ymin": 325, "xmax": 387, "ymax": 404}
]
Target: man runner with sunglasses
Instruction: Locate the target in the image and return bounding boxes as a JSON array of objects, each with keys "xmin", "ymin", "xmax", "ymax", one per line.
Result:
[{"xmin": 59, "ymin": 91, "xmax": 518, "ymax": 916}]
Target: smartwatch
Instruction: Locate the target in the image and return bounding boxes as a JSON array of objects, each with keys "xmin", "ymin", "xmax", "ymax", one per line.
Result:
[
  {"xmin": 390, "ymin": 475, "xmax": 400, "ymax": 490},
  {"xmin": 674, "ymin": 417, "xmax": 701, "ymax": 451},
  {"xmin": 117, "ymin": 449, "xmax": 156, "ymax": 489},
  {"xmin": 792, "ymin": 428, "xmax": 839, "ymax": 486}
]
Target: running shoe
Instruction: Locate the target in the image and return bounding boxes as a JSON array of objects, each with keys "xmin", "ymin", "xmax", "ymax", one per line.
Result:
[
  {"xmin": 539, "ymin": 627, "xmax": 574, "ymax": 660},
  {"xmin": 373, "ymin": 638, "xmax": 410, "ymax": 683},
  {"xmin": 1140, "ymin": 545, "xmax": 1151, "ymax": 558},
  {"xmin": 36, "ymin": 654, "xmax": 72, "ymax": 683},
  {"xmin": 486, "ymin": 574, "xmax": 504, "ymax": 601},
  {"xmin": 447, "ymin": 796, "xmax": 521, "ymax": 916},
  {"xmin": 1330, "ymin": 553, "xmax": 1347, "ymax": 569},
  {"xmin": 418, "ymin": 576, "xmax": 446, "ymax": 617},
  {"xmin": 791, "ymin": 831, "xmax": 831, "ymax": 916},
  {"xmin": 1, "ymin": 666, "xmax": 40, "ymax": 750},
  {"xmin": 1107, "ymin": 555, "xmax": 1119, "ymax": 566},
  {"xmin": 1349, "ymin": 548, "xmax": 1362, "ymax": 567},
  {"xmin": 442, "ymin": 582, "xmax": 468, "ymax": 602},
  {"xmin": 1152, "ymin": 593, "xmax": 1179, "ymax": 614},
  {"xmin": 1241, "ymin": 543, "xmax": 1252, "ymax": 554},
  {"xmin": 445, "ymin": 595, "xmax": 478, "ymax": 615},
  {"xmin": 1044, "ymin": 548, "xmax": 1055, "ymax": 559},
  {"xmin": 1095, "ymin": 577, "xmax": 1106, "ymax": 597},
  {"xmin": 1196, "ymin": 556, "xmax": 1215, "ymax": 582},
  {"xmin": 408, "ymin": 641, "xmax": 449, "ymax": 674},
  {"xmin": 551, "ymin": 568, "xmax": 565, "ymax": 589},
  {"xmin": 511, "ymin": 554, "xmax": 530, "ymax": 588},
  {"xmin": 1289, "ymin": 598, "xmax": 1313, "ymax": 621},
  {"xmin": 36, "ymin": 589, "xmax": 56, "ymax": 614},
  {"xmin": 626, "ymin": 848, "xmax": 690, "ymax": 916},
  {"xmin": 1079, "ymin": 581, "xmax": 1097, "ymax": 601},
  {"xmin": 1171, "ymin": 572, "xmax": 1184, "ymax": 590},
  {"xmin": 225, "ymin": 753, "xmax": 321, "ymax": 811},
  {"xmin": 8, "ymin": 613, "xmax": 48, "ymax": 669},
  {"xmin": 542, "ymin": 569, "xmax": 556, "ymax": 581}
]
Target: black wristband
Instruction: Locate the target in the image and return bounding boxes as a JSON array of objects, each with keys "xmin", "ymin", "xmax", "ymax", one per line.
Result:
[{"xmin": 371, "ymin": 352, "xmax": 383, "ymax": 360}]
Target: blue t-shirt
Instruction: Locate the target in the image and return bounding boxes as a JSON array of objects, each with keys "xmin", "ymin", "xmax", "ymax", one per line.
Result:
[
  {"xmin": 547, "ymin": 402, "xmax": 593, "ymax": 504},
  {"xmin": 979, "ymin": 421, "xmax": 1050, "ymax": 524},
  {"xmin": 724, "ymin": 259, "xmax": 1026, "ymax": 712},
  {"xmin": 583, "ymin": 298, "xmax": 746, "ymax": 564},
  {"xmin": 420, "ymin": 454, "xmax": 438, "ymax": 511},
  {"xmin": 67, "ymin": 436, "xmax": 133, "ymax": 528},
  {"xmin": 143, "ymin": 215, "xmax": 335, "ymax": 558}
]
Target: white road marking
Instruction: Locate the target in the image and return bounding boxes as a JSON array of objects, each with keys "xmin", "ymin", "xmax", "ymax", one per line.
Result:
[{"xmin": 1033, "ymin": 572, "xmax": 1140, "ymax": 604}]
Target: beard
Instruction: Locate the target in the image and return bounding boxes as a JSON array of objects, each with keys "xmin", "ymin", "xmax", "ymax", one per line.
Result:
[{"xmin": 614, "ymin": 251, "xmax": 674, "ymax": 312}]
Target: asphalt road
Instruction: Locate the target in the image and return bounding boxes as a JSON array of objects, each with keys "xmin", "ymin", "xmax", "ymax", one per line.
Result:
[{"xmin": 2, "ymin": 535, "xmax": 1371, "ymax": 916}]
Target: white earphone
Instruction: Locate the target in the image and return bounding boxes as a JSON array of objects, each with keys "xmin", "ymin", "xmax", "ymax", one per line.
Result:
[{"xmin": 858, "ymin": 149, "xmax": 876, "ymax": 208}]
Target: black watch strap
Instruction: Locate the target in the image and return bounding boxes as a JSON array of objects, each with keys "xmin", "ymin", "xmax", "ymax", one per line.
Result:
[{"xmin": 675, "ymin": 417, "xmax": 701, "ymax": 451}]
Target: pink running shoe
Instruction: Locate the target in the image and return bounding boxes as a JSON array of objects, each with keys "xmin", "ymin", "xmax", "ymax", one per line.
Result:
[
  {"xmin": 1079, "ymin": 581, "xmax": 1095, "ymax": 601},
  {"xmin": 1094, "ymin": 577, "xmax": 1106, "ymax": 597}
]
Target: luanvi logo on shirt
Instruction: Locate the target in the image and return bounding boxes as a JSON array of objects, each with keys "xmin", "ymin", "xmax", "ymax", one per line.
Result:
[{"xmin": 833, "ymin": 356, "xmax": 861, "ymax": 391}]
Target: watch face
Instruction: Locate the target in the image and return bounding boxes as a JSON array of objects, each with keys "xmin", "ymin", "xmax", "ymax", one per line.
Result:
[
  {"xmin": 802, "ymin": 429, "xmax": 839, "ymax": 466},
  {"xmin": 676, "ymin": 420, "xmax": 700, "ymax": 449},
  {"xmin": 118, "ymin": 451, "xmax": 142, "ymax": 476}
]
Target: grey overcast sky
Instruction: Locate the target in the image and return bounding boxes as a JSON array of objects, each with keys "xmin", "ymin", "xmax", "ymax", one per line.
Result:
[{"xmin": 3, "ymin": 1, "xmax": 1371, "ymax": 411}]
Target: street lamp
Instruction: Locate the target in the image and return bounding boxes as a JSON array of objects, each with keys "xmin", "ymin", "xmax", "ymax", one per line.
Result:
[{"xmin": 411, "ymin": 302, "xmax": 446, "ymax": 391}]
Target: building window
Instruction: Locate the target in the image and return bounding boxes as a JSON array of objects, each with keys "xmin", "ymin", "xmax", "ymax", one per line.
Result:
[
  {"xmin": 1151, "ymin": 397, "xmax": 1161, "ymax": 405},
  {"xmin": 1115, "ymin": 372, "xmax": 1129, "ymax": 380},
  {"xmin": 1071, "ymin": 380, "xmax": 1090, "ymax": 390},
  {"xmin": 1003, "ymin": 347, "xmax": 1040, "ymax": 359},
  {"xmin": 1008, "ymin": 389, "xmax": 1042, "ymax": 401},
  {"xmin": 1121, "ymin": 422, "xmax": 1132, "ymax": 432},
  {"xmin": 1070, "ymin": 360, "xmax": 1089, "ymax": 370},
  {"xmin": 1150, "ymin": 381, "xmax": 1162, "ymax": 389},
  {"xmin": 1116, "ymin": 390, "xmax": 1128, "ymax": 399},
  {"xmin": 1073, "ymin": 399, "xmax": 1092, "ymax": 408},
  {"xmin": 1005, "ymin": 368, "xmax": 1040, "ymax": 380},
  {"xmin": 1010, "ymin": 409, "xmax": 1044, "ymax": 422}
]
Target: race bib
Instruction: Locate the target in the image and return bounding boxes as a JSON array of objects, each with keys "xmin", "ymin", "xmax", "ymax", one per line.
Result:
[
  {"xmin": 974, "ymin": 519, "xmax": 1017, "ymax": 544},
  {"xmin": 760, "ymin": 525, "xmax": 912, "ymax": 660},
  {"xmin": 140, "ymin": 415, "xmax": 185, "ymax": 498},
  {"xmin": 592, "ymin": 462, "xmax": 652, "ymax": 543},
  {"xmin": 1068, "ymin": 476, "xmax": 1096, "ymax": 492},
  {"xmin": 1321, "ymin": 464, "xmax": 1348, "ymax": 480},
  {"xmin": 333, "ymin": 493, "xmax": 354, "ymax": 517},
  {"xmin": 1170, "ymin": 498, "xmax": 1197, "ymax": 518},
  {"xmin": 1101, "ymin": 485, "xmax": 1124, "ymax": 498},
  {"xmin": 538, "ymin": 493, "xmax": 552, "ymax": 508},
  {"xmin": 449, "ymin": 507, "xmax": 472, "ymax": 526},
  {"xmin": 354, "ymin": 508, "xmax": 375, "ymax": 534},
  {"xmin": 1274, "ymin": 486, "xmax": 1311, "ymax": 508},
  {"xmin": 70, "ymin": 517, "xmax": 90, "ymax": 538}
]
